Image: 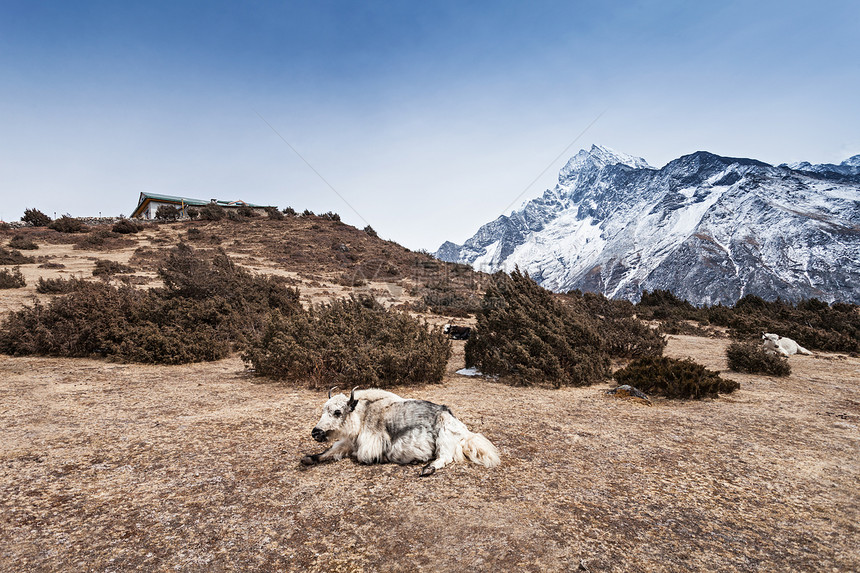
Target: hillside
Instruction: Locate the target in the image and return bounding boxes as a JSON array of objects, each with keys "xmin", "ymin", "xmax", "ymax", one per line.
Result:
[
  {"xmin": 0, "ymin": 215, "xmax": 858, "ymax": 571},
  {"xmin": 0, "ymin": 215, "xmax": 483, "ymax": 318}
]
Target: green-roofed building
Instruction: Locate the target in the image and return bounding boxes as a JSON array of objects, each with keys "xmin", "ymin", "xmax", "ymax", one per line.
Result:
[{"xmin": 131, "ymin": 192, "xmax": 274, "ymax": 219}]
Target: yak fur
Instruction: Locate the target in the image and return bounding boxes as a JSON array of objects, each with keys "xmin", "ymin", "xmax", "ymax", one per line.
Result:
[{"xmin": 301, "ymin": 388, "xmax": 500, "ymax": 476}]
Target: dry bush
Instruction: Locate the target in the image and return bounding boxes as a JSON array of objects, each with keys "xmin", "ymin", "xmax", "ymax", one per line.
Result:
[
  {"xmin": 196, "ymin": 204, "xmax": 227, "ymax": 221},
  {"xmin": 155, "ymin": 205, "xmax": 181, "ymax": 220},
  {"xmin": 92, "ymin": 259, "xmax": 134, "ymax": 276},
  {"xmin": 74, "ymin": 229, "xmax": 132, "ymax": 251},
  {"xmin": 112, "ymin": 219, "xmax": 143, "ymax": 234},
  {"xmin": 36, "ymin": 276, "xmax": 88, "ymax": 294},
  {"xmin": 712, "ymin": 295, "xmax": 860, "ymax": 353},
  {"xmin": 636, "ymin": 289, "xmax": 708, "ymax": 322},
  {"xmin": 0, "ymin": 282, "xmax": 231, "ymax": 364},
  {"xmin": 726, "ymin": 341, "xmax": 791, "ymax": 376},
  {"xmin": 8, "ymin": 235, "xmax": 38, "ymax": 250},
  {"xmin": 0, "ymin": 267, "xmax": 26, "ymax": 289},
  {"xmin": 363, "ymin": 225, "xmax": 378, "ymax": 237},
  {"xmin": 156, "ymin": 243, "xmax": 301, "ymax": 345},
  {"xmin": 236, "ymin": 206, "xmax": 259, "ymax": 218},
  {"xmin": 185, "ymin": 227, "xmax": 207, "ymax": 241},
  {"xmin": 336, "ymin": 273, "xmax": 366, "ymax": 287},
  {"xmin": 602, "ymin": 316, "xmax": 668, "ymax": 359},
  {"xmin": 22, "ymin": 208, "xmax": 52, "ymax": 227},
  {"xmin": 0, "ymin": 247, "xmax": 35, "ymax": 265},
  {"xmin": 0, "ymin": 245, "xmax": 301, "ymax": 364},
  {"xmin": 265, "ymin": 206, "xmax": 284, "ymax": 220},
  {"xmin": 49, "ymin": 216, "xmax": 87, "ymax": 233},
  {"xmin": 244, "ymin": 296, "xmax": 451, "ymax": 388},
  {"xmin": 658, "ymin": 319, "xmax": 715, "ymax": 337},
  {"xmin": 417, "ymin": 282, "xmax": 482, "ymax": 317},
  {"xmin": 566, "ymin": 289, "xmax": 636, "ymax": 319},
  {"xmin": 563, "ymin": 291, "xmax": 665, "ymax": 359},
  {"xmin": 465, "ymin": 269, "xmax": 609, "ymax": 387},
  {"xmin": 613, "ymin": 356, "xmax": 739, "ymax": 399}
]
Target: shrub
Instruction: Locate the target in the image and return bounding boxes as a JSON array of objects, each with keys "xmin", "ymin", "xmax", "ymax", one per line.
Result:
[
  {"xmin": 156, "ymin": 243, "xmax": 301, "ymax": 344},
  {"xmin": 0, "ymin": 282, "xmax": 231, "ymax": 364},
  {"xmin": 302, "ymin": 209, "xmax": 315, "ymax": 217},
  {"xmin": 112, "ymin": 219, "xmax": 143, "ymax": 234},
  {"xmin": 74, "ymin": 229, "xmax": 130, "ymax": 250},
  {"xmin": 465, "ymin": 269, "xmax": 609, "ymax": 387},
  {"xmin": 562, "ymin": 291, "xmax": 664, "ymax": 359},
  {"xmin": 320, "ymin": 211, "xmax": 341, "ymax": 222},
  {"xmin": 49, "ymin": 215, "xmax": 87, "ymax": 233},
  {"xmin": 726, "ymin": 342, "xmax": 791, "ymax": 376},
  {"xmin": 22, "ymin": 208, "xmax": 52, "ymax": 227},
  {"xmin": 48, "ymin": 215, "xmax": 84, "ymax": 233},
  {"xmin": 265, "ymin": 206, "xmax": 284, "ymax": 220},
  {"xmin": 0, "ymin": 247, "xmax": 35, "ymax": 265},
  {"xmin": 92, "ymin": 259, "xmax": 134, "ymax": 276},
  {"xmin": 282, "ymin": 207, "xmax": 296, "ymax": 217},
  {"xmin": 0, "ymin": 245, "xmax": 302, "ymax": 364},
  {"xmin": 0, "ymin": 267, "xmax": 26, "ymax": 289},
  {"xmin": 155, "ymin": 205, "xmax": 181, "ymax": 221},
  {"xmin": 602, "ymin": 316, "xmax": 667, "ymax": 359},
  {"xmin": 197, "ymin": 203, "xmax": 227, "ymax": 221},
  {"xmin": 364, "ymin": 225, "xmax": 378, "ymax": 237},
  {"xmin": 244, "ymin": 296, "xmax": 451, "ymax": 388},
  {"xmin": 712, "ymin": 295, "xmax": 860, "ymax": 353},
  {"xmin": 36, "ymin": 276, "xmax": 88, "ymax": 294},
  {"xmin": 8, "ymin": 235, "xmax": 38, "ymax": 250},
  {"xmin": 237, "ymin": 206, "xmax": 259, "ymax": 218},
  {"xmin": 613, "ymin": 356, "xmax": 739, "ymax": 399},
  {"xmin": 636, "ymin": 289, "xmax": 706, "ymax": 322}
]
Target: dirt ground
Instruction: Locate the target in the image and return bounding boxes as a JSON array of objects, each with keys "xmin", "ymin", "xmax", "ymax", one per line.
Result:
[
  {"xmin": 1, "ymin": 220, "xmax": 858, "ymax": 572},
  {"xmin": 1, "ymin": 336, "xmax": 858, "ymax": 572}
]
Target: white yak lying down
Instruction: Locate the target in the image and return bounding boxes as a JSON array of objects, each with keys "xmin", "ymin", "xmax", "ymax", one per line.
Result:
[
  {"xmin": 301, "ymin": 387, "xmax": 500, "ymax": 476},
  {"xmin": 762, "ymin": 333, "xmax": 813, "ymax": 356}
]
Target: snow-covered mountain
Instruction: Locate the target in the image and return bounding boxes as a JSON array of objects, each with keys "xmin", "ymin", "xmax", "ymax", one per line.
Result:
[{"xmin": 437, "ymin": 145, "xmax": 860, "ymax": 305}]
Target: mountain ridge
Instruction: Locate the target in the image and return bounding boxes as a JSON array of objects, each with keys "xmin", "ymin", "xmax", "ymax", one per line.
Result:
[{"xmin": 437, "ymin": 146, "xmax": 860, "ymax": 305}]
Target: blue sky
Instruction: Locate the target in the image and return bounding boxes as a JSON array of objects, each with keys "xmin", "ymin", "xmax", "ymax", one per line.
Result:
[{"xmin": 1, "ymin": 1, "xmax": 858, "ymax": 248}]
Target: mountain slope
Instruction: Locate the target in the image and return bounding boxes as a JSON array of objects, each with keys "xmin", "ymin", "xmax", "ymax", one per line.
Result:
[{"xmin": 437, "ymin": 145, "xmax": 860, "ymax": 305}]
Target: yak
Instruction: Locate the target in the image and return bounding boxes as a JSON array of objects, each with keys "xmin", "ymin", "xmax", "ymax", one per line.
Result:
[
  {"xmin": 762, "ymin": 332, "xmax": 812, "ymax": 356},
  {"xmin": 301, "ymin": 387, "xmax": 500, "ymax": 476},
  {"xmin": 443, "ymin": 324, "xmax": 471, "ymax": 340}
]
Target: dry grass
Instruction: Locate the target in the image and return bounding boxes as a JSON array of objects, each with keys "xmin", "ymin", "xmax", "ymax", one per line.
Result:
[
  {"xmin": 0, "ymin": 337, "xmax": 857, "ymax": 572},
  {"xmin": 0, "ymin": 220, "xmax": 858, "ymax": 572}
]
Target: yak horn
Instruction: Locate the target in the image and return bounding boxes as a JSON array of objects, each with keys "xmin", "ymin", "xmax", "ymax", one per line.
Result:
[
  {"xmin": 349, "ymin": 386, "xmax": 359, "ymax": 402},
  {"xmin": 328, "ymin": 386, "xmax": 338, "ymax": 399}
]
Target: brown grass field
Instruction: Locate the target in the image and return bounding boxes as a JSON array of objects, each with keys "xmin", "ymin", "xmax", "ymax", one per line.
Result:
[{"xmin": 1, "ymin": 218, "xmax": 858, "ymax": 572}]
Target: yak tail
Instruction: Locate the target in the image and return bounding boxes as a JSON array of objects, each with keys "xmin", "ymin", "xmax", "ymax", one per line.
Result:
[
  {"xmin": 797, "ymin": 345, "xmax": 813, "ymax": 355},
  {"xmin": 461, "ymin": 432, "xmax": 501, "ymax": 468}
]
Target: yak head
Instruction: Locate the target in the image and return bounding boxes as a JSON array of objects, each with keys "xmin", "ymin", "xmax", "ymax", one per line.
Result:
[{"xmin": 311, "ymin": 386, "xmax": 359, "ymax": 442}]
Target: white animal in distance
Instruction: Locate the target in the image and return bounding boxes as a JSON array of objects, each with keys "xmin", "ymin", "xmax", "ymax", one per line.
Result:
[{"xmin": 762, "ymin": 333, "xmax": 812, "ymax": 356}]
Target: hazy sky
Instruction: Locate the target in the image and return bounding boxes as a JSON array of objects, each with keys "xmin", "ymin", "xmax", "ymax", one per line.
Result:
[{"xmin": 2, "ymin": 1, "xmax": 858, "ymax": 249}]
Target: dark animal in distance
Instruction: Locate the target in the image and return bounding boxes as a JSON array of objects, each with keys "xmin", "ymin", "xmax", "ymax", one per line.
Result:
[
  {"xmin": 443, "ymin": 324, "xmax": 471, "ymax": 340},
  {"xmin": 301, "ymin": 387, "xmax": 500, "ymax": 476}
]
